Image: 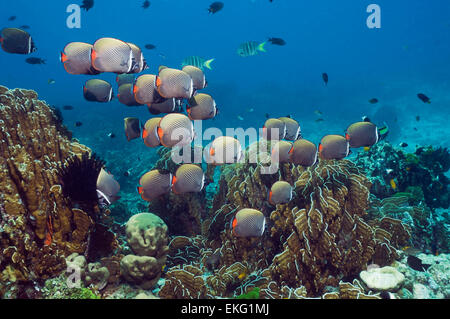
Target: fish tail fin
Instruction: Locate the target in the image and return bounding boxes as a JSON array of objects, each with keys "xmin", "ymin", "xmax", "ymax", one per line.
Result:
[
  {"xmin": 258, "ymin": 42, "xmax": 267, "ymax": 52},
  {"xmin": 204, "ymin": 58, "xmax": 215, "ymax": 70}
]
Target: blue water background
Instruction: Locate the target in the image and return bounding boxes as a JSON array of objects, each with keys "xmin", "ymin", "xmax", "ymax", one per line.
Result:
[{"xmin": 1, "ymin": 0, "xmax": 449, "ymax": 211}]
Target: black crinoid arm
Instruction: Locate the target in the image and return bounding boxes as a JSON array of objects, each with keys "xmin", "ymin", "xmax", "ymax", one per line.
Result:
[{"xmin": 58, "ymin": 152, "xmax": 105, "ymax": 205}]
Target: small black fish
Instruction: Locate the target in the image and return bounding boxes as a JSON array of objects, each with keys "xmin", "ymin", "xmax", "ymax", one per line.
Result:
[
  {"xmin": 80, "ymin": 0, "xmax": 94, "ymax": 11},
  {"xmin": 399, "ymin": 142, "xmax": 408, "ymax": 147},
  {"xmin": 322, "ymin": 73, "xmax": 328, "ymax": 86},
  {"xmin": 417, "ymin": 93, "xmax": 430, "ymax": 104},
  {"xmin": 25, "ymin": 57, "xmax": 45, "ymax": 64},
  {"xmin": 407, "ymin": 255, "xmax": 431, "ymax": 272},
  {"xmin": 123, "ymin": 170, "xmax": 130, "ymax": 177},
  {"xmin": 8, "ymin": 16, "xmax": 16, "ymax": 21},
  {"xmin": 369, "ymin": 98, "xmax": 378, "ymax": 104},
  {"xmin": 62, "ymin": 105, "xmax": 74, "ymax": 110},
  {"xmin": 144, "ymin": 44, "xmax": 156, "ymax": 50},
  {"xmin": 379, "ymin": 291, "xmax": 392, "ymax": 299},
  {"xmin": 208, "ymin": 1, "xmax": 224, "ymax": 14},
  {"xmin": 416, "ymin": 115, "xmax": 420, "ymax": 121},
  {"xmin": 75, "ymin": 121, "xmax": 83, "ymax": 127},
  {"xmin": 268, "ymin": 37, "xmax": 286, "ymax": 46},
  {"xmin": 107, "ymin": 132, "xmax": 116, "ymax": 138},
  {"xmin": 142, "ymin": 0, "xmax": 150, "ymax": 9},
  {"xmin": 19, "ymin": 25, "xmax": 30, "ymax": 30},
  {"xmin": 362, "ymin": 116, "xmax": 371, "ymax": 122},
  {"xmin": 413, "ymin": 127, "xmax": 418, "ymax": 131},
  {"xmin": 205, "ymin": 253, "xmax": 221, "ymax": 271}
]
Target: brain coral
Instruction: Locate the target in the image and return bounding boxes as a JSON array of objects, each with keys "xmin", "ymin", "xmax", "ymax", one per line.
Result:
[
  {"xmin": 125, "ymin": 212, "xmax": 169, "ymax": 258},
  {"xmin": 0, "ymin": 86, "xmax": 94, "ymax": 296},
  {"xmin": 121, "ymin": 213, "xmax": 169, "ymax": 289}
]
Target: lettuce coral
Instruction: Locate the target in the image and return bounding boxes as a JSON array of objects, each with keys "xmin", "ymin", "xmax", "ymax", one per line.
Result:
[{"xmin": 158, "ymin": 154, "xmax": 410, "ymax": 298}]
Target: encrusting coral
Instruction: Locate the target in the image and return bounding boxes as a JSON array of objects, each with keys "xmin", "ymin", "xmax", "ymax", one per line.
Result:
[{"xmin": 0, "ymin": 86, "xmax": 97, "ymax": 296}]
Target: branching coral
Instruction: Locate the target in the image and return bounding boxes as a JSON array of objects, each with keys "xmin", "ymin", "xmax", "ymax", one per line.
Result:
[{"xmin": 120, "ymin": 213, "xmax": 169, "ymax": 289}]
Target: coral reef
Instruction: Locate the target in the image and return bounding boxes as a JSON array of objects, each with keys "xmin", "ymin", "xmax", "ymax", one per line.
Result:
[
  {"xmin": 354, "ymin": 141, "xmax": 450, "ymax": 209},
  {"xmin": 357, "ymin": 252, "xmax": 450, "ymax": 299},
  {"xmin": 367, "ymin": 195, "xmax": 450, "ymax": 254},
  {"xmin": 0, "ymin": 86, "xmax": 97, "ymax": 297},
  {"xmin": 120, "ymin": 213, "xmax": 169, "ymax": 289},
  {"xmin": 120, "ymin": 255, "xmax": 162, "ymax": 289},
  {"xmin": 266, "ymin": 160, "xmax": 408, "ymax": 295},
  {"xmin": 158, "ymin": 155, "xmax": 411, "ymax": 298},
  {"xmin": 1, "ymin": 86, "xmax": 446, "ymax": 300},
  {"xmin": 359, "ymin": 266, "xmax": 405, "ymax": 291},
  {"xmin": 41, "ymin": 278, "xmax": 101, "ymax": 299}
]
